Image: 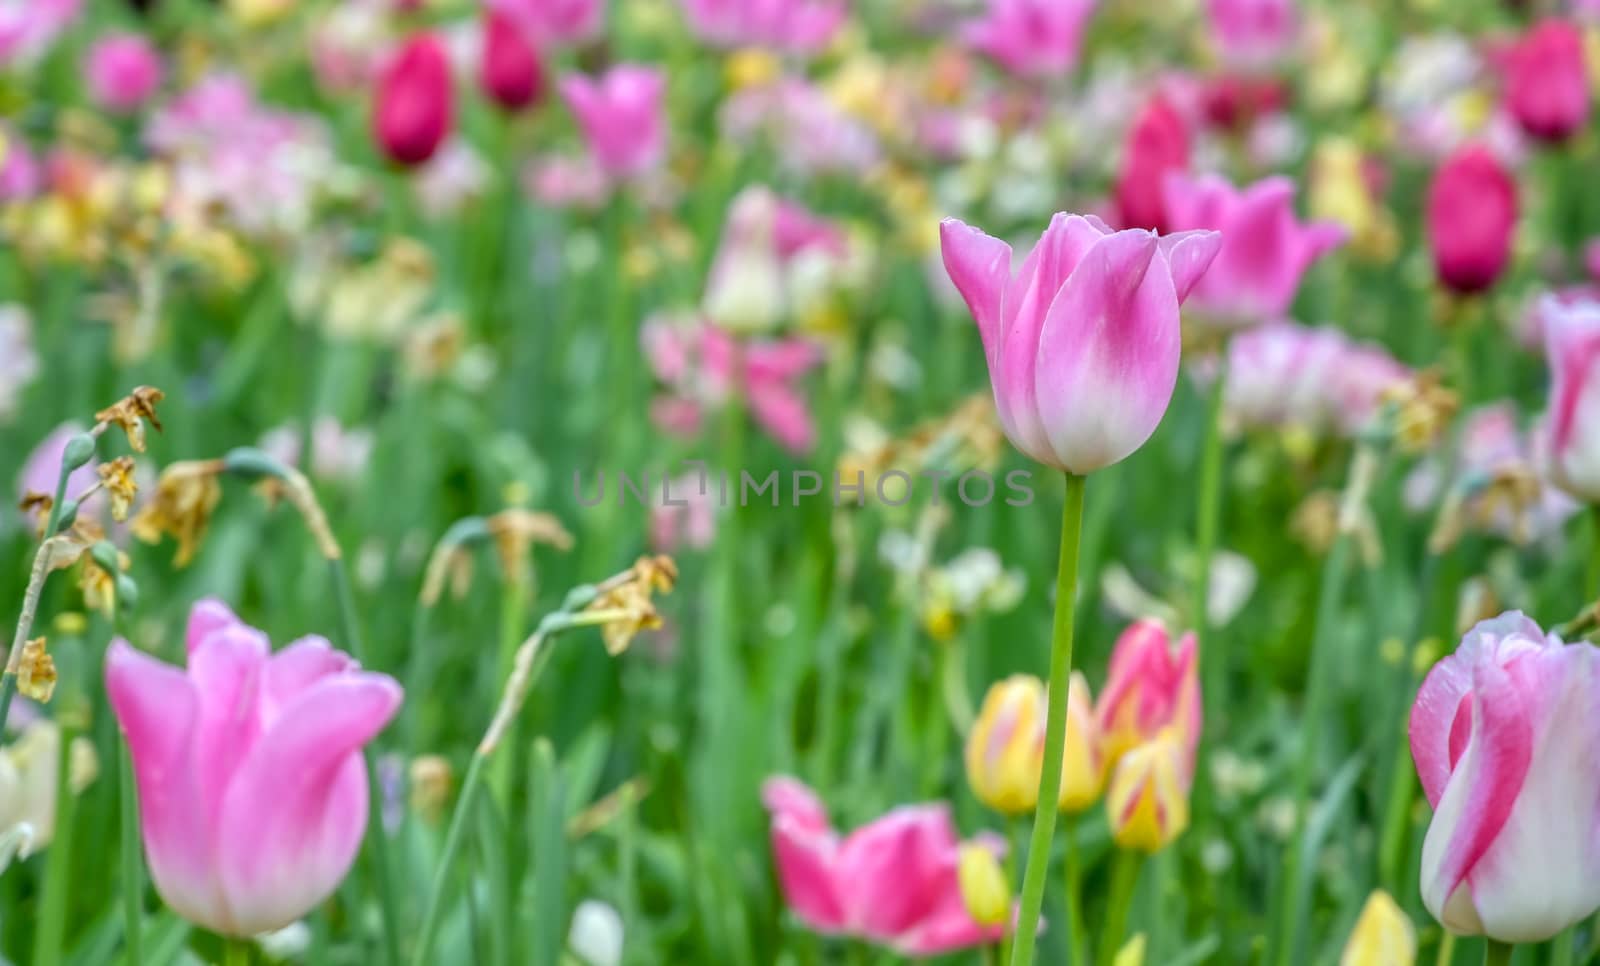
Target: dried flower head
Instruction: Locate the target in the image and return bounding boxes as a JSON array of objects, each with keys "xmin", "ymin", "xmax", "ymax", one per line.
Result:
[
  {"xmin": 17, "ymin": 637, "xmax": 57, "ymax": 702},
  {"xmin": 95, "ymin": 385, "xmax": 165, "ymax": 452},
  {"xmin": 130, "ymin": 459, "xmax": 223, "ymax": 566},
  {"xmin": 1382, "ymin": 370, "xmax": 1459, "ymax": 454},
  {"xmin": 587, "ymin": 555, "xmax": 678, "ymax": 655},
  {"xmin": 486, "ymin": 509, "xmax": 575, "ymax": 589},
  {"xmin": 97, "ymin": 456, "xmax": 138, "ymax": 522},
  {"xmin": 18, "ymin": 491, "xmax": 52, "ymax": 532}
]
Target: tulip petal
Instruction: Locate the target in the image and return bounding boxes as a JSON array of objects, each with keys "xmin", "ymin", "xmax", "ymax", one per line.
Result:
[
  {"xmin": 837, "ymin": 804, "xmax": 960, "ymax": 941},
  {"xmin": 189, "ymin": 623, "xmax": 270, "ymax": 834},
  {"xmin": 106, "ymin": 640, "xmax": 229, "ymax": 933},
  {"xmin": 1159, "ymin": 229, "xmax": 1223, "ymax": 304},
  {"xmin": 186, "ymin": 597, "xmax": 242, "ymax": 655},
  {"xmin": 940, "ymin": 218, "xmax": 1013, "ymax": 365},
  {"xmin": 261, "ymin": 636, "xmax": 355, "ymax": 722},
  {"xmin": 217, "ymin": 672, "xmax": 401, "ymax": 935},
  {"xmin": 1033, "ymin": 229, "xmax": 1178, "ymax": 473},
  {"xmin": 769, "ymin": 812, "xmax": 848, "ymax": 933}
]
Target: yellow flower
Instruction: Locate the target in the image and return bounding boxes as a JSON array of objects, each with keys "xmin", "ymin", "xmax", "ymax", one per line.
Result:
[
  {"xmin": 956, "ymin": 843, "xmax": 1010, "ymax": 927},
  {"xmin": 16, "ymin": 638, "xmax": 56, "ymax": 703},
  {"xmin": 725, "ymin": 49, "xmax": 781, "ymax": 91},
  {"xmin": 95, "ymin": 386, "xmax": 165, "ymax": 453},
  {"xmin": 97, "ymin": 456, "xmax": 138, "ymax": 522},
  {"xmin": 965, "ymin": 673, "xmax": 1104, "ymax": 816},
  {"xmin": 130, "ymin": 459, "xmax": 224, "ymax": 567},
  {"xmin": 1106, "ymin": 727, "xmax": 1190, "ymax": 853},
  {"xmin": 1340, "ymin": 890, "xmax": 1416, "ymax": 966}
]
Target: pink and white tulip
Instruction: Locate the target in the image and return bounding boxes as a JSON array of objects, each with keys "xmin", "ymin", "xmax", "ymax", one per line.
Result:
[
  {"xmin": 1162, "ymin": 173, "xmax": 1346, "ymax": 327},
  {"xmin": 559, "ymin": 65, "xmax": 667, "ymax": 180},
  {"xmin": 1221, "ymin": 321, "xmax": 1409, "ymax": 437},
  {"xmin": 939, "ymin": 213, "xmax": 1221, "ymax": 474},
  {"xmin": 960, "ymin": 0, "xmax": 1096, "ymax": 79},
  {"xmin": 1541, "ymin": 295, "xmax": 1600, "ymax": 502},
  {"xmin": 1409, "ymin": 612, "xmax": 1600, "ymax": 941},
  {"xmin": 763, "ymin": 776, "xmax": 1012, "ymax": 955},
  {"xmin": 1204, "ymin": 0, "xmax": 1298, "ymax": 68},
  {"xmin": 105, "ymin": 601, "xmax": 402, "ymax": 936}
]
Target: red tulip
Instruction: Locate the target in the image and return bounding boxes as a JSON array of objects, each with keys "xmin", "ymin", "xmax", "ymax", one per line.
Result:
[
  {"xmin": 373, "ymin": 34, "xmax": 453, "ymax": 167},
  {"xmin": 1498, "ymin": 19, "xmax": 1590, "ymax": 144},
  {"xmin": 1426, "ymin": 145, "xmax": 1518, "ymax": 295},
  {"xmin": 480, "ymin": 10, "xmax": 544, "ymax": 112},
  {"xmin": 1115, "ymin": 95, "xmax": 1189, "ymax": 233}
]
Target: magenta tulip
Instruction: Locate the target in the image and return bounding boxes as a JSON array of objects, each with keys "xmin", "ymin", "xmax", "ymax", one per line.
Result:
[
  {"xmin": 1162, "ymin": 173, "xmax": 1346, "ymax": 327},
  {"xmin": 1409, "ymin": 612, "xmax": 1600, "ymax": 941},
  {"xmin": 960, "ymin": 0, "xmax": 1096, "ymax": 79},
  {"xmin": 480, "ymin": 10, "xmax": 544, "ymax": 112},
  {"xmin": 940, "ymin": 213, "xmax": 1220, "ymax": 474},
  {"xmin": 1426, "ymin": 145, "xmax": 1518, "ymax": 295},
  {"xmin": 1116, "ymin": 96, "xmax": 1190, "ymax": 234},
  {"xmin": 486, "ymin": 0, "xmax": 603, "ymax": 47},
  {"xmin": 373, "ymin": 34, "xmax": 454, "ymax": 167},
  {"xmin": 763, "ymin": 776, "xmax": 1011, "ymax": 955},
  {"xmin": 105, "ymin": 600, "xmax": 402, "ymax": 936},
  {"xmin": 83, "ymin": 33, "xmax": 164, "ymax": 114},
  {"xmin": 1498, "ymin": 19, "xmax": 1590, "ymax": 144},
  {"xmin": 1541, "ymin": 295, "xmax": 1600, "ymax": 502},
  {"xmin": 559, "ymin": 65, "xmax": 666, "ymax": 179}
]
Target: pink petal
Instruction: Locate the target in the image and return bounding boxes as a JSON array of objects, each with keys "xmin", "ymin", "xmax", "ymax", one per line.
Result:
[
  {"xmin": 217, "ymin": 672, "xmax": 401, "ymax": 935},
  {"xmin": 1160, "ymin": 229, "xmax": 1223, "ymax": 303},
  {"xmin": 939, "ymin": 218, "xmax": 1014, "ymax": 365},
  {"xmin": 185, "ymin": 597, "xmax": 242, "ymax": 655},
  {"xmin": 836, "ymin": 804, "xmax": 959, "ymax": 940},
  {"xmin": 770, "ymin": 812, "xmax": 848, "ymax": 933},
  {"xmin": 261, "ymin": 636, "xmax": 356, "ymax": 722}
]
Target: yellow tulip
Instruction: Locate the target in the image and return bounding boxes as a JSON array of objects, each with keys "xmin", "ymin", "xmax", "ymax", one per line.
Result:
[
  {"xmin": 965, "ymin": 673, "xmax": 1104, "ymax": 816},
  {"xmin": 1340, "ymin": 891, "xmax": 1416, "ymax": 966},
  {"xmin": 956, "ymin": 843, "xmax": 1010, "ymax": 928},
  {"xmin": 1106, "ymin": 727, "xmax": 1189, "ymax": 853}
]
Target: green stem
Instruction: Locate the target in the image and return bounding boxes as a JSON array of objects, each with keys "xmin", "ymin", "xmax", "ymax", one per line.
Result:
[
  {"xmin": 1096, "ymin": 849, "xmax": 1142, "ymax": 966},
  {"xmin": 0, "ymin": 446, "xmax": 81, "ymax": 734},
  {"xmin": 1008, "ymin": 472, "xmax": 1087, "ymax": 966},
  {"xmin": 1436, "ymin": 932, "xmax": 1455, "ymax": 966},
  {"xmin": 223, "ymin": 936, "xmax": 252, "ymax": 966},
  {"xmin": 1061, "ymin": 813, "xmax": 1085, "ymax": 966},
  {"xmin": 413, "ymin": 754, "xmax": 487, "ymax": 966},
  {"xmin": 1194, "ymin": 361, "xmax": 1227, "ymax": 727},
  {"xmin": 1588, "ymin": 506, "xmax": 1600, "ymax": 600},
  {"xmin": 1274, "ymin": 442, "xmax": 1378, "ymax": 966},
  {"xmin": 1552, "ymin": 930, "xmax": 1575, "ymax": 966},
  {"xmin": 1484, "ymin": 940, "xmax": 1513, "ymax": 966},
  {"xmin": 32, "ymin": 721, "xmax": 81, "ymax": 966},
  {"xmin": 121, "ymin": 744, "xmax": 143, "ymax": 966},
  {"xmin": 329, "ymin": 559, "xmax": 402, "ymax": 966}
]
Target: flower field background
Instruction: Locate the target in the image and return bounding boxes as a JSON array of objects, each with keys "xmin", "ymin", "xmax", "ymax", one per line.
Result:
[{"xmin": 2, "ymin": 0, "xmax": 1599, "ymax": 964}]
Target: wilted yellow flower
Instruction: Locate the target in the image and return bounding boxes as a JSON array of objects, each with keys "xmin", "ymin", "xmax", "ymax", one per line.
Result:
[
  {"xmin": 1383, "ymin": 371, "xmax": 1458, "ymax": 454},
  {"xmin": 95, "ymin": 386, "xmax": 165, "ymax": 453},
  {"xmin": 79, "ymin": 552, "xmax": 124, "ymax": 618},
  {"xmin": 16, "ymin": 638, "xmax": 57, "ymax": 703},
  {"xmin": 956, "ymin": 843, "xmax": 1010, "ymax": 927},
  {"xmin": 587, "ymin": 556, "xmax": 679, "ymax": 655},
  {"xmin": 486, "ymin": 509, "xmax": 574, "ymax": 588},
  {"xmin": 97, "ymin": 456, "xmax": 138, "ymax": 522},
  {"xmin": 130, "ymin": 459, "xmax": 224, "ymax": 567},
  {"xmin": 1339, "ymin": 890, "xmax": 1416, "ymax": 966},
  {"xmin": 1106, "ymin": 727, "xmax": 1190, "ymax": 853},
  {"xmin": 965, "ymin": 673, "xmax": 1104, "ymax": 816}
]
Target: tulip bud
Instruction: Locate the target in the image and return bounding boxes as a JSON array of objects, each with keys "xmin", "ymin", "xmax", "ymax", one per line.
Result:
[
  {"xmin": 956, "ymin": 843, "xmax": 1011, "ymax": 927},
  {"xmin": 965, "ymin": 673, "xmax": 1104, "ymax": 815},
  {"xmin": 84, "ymin": 33, "xmax": 164, "ymax": 114},
  {"xmin": 373, "ymin": 35, "xmax": 454, "ymax": 167},
  {"xmin": 1497, "ymin": 19, "xmax": 1590, "ymax": 143},
  {"xmin": 1096, "ymin": 620, "xmax": 1201, "ymax": 771},
  {"xmin": 1410, "ymin": 612, "xmax": 1600, "ymax": 941},
  {"xmin": 940, "ymin": 214, "xmax": 1220, "ymax": 474},
  {"xmin": 558, "ymin": 65, "xmax": 667, "ymax": 179},
  {"xmin": 1116, "ymin": 96, "xmax": 1189, "ymax": 234},
  {"xmin": 1539, "ymin": 295, "xmax": 1600, "ymax": 503},
  {"xmin": 480, "ymin": 11, "xmax": 544, "ymax": 113},
  {"xmin": 1425, "ymin": 145, "xmax": 1517, "ymax": 295},
  {"xmin": 1106, "ymin": 727, "xmax": 1190, "ymax": 853},
  {"xmin": 1340, "ymin": 891, "xmax": 1416, "ymax": 966}
]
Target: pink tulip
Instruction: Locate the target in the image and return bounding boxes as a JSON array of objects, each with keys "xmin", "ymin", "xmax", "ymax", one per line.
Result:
[
  {"xmin": 1426, "ymin": 145, "xmax": 1518, "ymax": 295},
  {"xmin": 1217, "ymin": 322, "xmax": 1409, "ymax": 437},
  {"xmin": 1204, "ymin": 0, "xmax": 1298, "ymax": 67},
  {"xmin": 84, "ymin": 33, "xmax": 164, "ymax": 114},
  {"xmin": 1116, "ymin": 96, "xmax": 1190, "ymax": 234},
  {"xmin": 486, "ymin": 0, "xmax": 602, "ymax": 47},
  {"xmin": 373, "ymin": 34, "xmax": 454, "ymax": 167},
  {"xmin": 763, "ymin": 776, "xmax": 1012, "ymax": 954},
  {"xmin": 1409, "ymin": 612, "xmax": 1600, "ymax": 941},
  {"xmin": 1541, "ymin": 295, "xmax": 1600, "ymax": 502},
  {"xmin": 105, "ymin": 600, "xmax": 401, "ymax": 936},
  {"xmin": 641, "ymin": 316, "xmax": 824, "ymax": 454},
  {"xmin": 1496, "ymin": 19, "xmax": 1590, "ymax": 144},
  {"xmin": 939, "ymin": 213, "xmax": 1221, "ymax": 473},
  {"xmin": 1095, "ymin": 620, "xmax": 1202, "ymax": 773},
  {"xmin": 1162, "ymin": 173, "xmax": 1346, "ymax": 327},
  {"xmin": 960, "ymin": 0, "xmax": 1096, "ymax": 79},
  {"xmin": 0, "ymin": 0, "xmax": 80, "ymax": 66},
  {"xmin": 480, "ymin": 10, "xmax": 544, "ymax": 112},
  {"xmin": 0, "ymin": 124, "xmax": 40, "ymax": 201},
  {"xmin": 559, "ymin": 65, "xmax": 666, "ymax": 179},
  {"xmin": 680, "ymin": 0, "xmax": 846, "ymax": 55}
]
